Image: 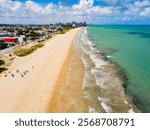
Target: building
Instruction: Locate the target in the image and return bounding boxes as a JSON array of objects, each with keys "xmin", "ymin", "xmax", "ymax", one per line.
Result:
[{"xmin": 0, "ymin": 37, "xmax": 18, "ymax": 49}]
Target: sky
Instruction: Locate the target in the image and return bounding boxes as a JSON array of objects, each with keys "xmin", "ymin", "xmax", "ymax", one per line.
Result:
[{"xmin": 0, "ymin": 0, "xmax": 150, "ymax": 24}]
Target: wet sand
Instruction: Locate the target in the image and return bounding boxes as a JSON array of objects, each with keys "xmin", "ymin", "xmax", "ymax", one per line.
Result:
[
  {"xmin": 48, "ymin": 36, "xmax": 88, "ymax": 113},
  {"xmin": 0, "ymin": 27, "xmax": 84, "ymax": 112}
]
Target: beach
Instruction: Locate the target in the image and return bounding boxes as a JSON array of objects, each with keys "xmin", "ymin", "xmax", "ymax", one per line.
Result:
[
  {"xmin": 0, "ymin": 26, "xmax": 143, "ymax": 113},
  {"xmin": 0, "ymin": 27, "xmax": 86, "ymax": 112},
  {"xmin": 48, "ymin": 34, "xmax": 88, "ymax": 113}
]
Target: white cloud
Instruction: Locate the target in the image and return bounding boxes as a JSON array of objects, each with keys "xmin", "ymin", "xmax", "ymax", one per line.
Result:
[
  {"xmin": 0, "ymin": 0, "xmax": 55, "ymax": 18},
  {"xmin": 124, "ymin": 0, "xmax": 150, "ymax": 16},
  {"xmin": 73, "ymin": 0, "xmax": 94, "ymax": 9},
  {"xmin": 44, "ymin": 3, "xmax": 54, "ymax": 14},
  {"xmin": 87, "ymin": 6, "xmax": 113, "ymax": 15},
  {"xmin": 0, "ymin": 0, "xmax": 9, "ymax": 3},
  {"xmin": 140, "ymin": 7, "xmax": 150, "ymax": 16},
  {"xmin": 0, "ymin": 0, "xmax": 150, "ymax": 24},
  {"xmin": 72, "ymin": 0, "xmax": 114, "ymax": 16},
  {"xmin": 134, "ymin": 0, "xmax": 150, "ymax": 7},
  {"xmin": 125, "ymin": 7, "xmax": 140, "ymax": 15},
  {"xmin": 7, "ymin": 1, "xmax": 22, "ymax": 11},
  {"xmin": 102, "ymin": 0, "xmax": 118, "ymax": 4},
  {"xmin": 25, "ymin": 0, "xmax": 43, "ymax": 13},
  {"xmin": 0, "ymin": 0, "xmax": 117, "ymax": 24},
  {"xmin": 123, "ymin": 16, "xmax": 131, "ymax": 21},
  {"xmin": 99, "ymin": 0, "xmax": 131, "ymax": 5}
]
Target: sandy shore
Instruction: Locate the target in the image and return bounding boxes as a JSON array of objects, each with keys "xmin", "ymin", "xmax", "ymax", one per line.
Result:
[
  {"xmin": 0, "ymin": 27, "xmax": 85, "ymax": 113},
  {"xmin": 48, "ymin": 34, "xmax": 88, "ymax": 113}
]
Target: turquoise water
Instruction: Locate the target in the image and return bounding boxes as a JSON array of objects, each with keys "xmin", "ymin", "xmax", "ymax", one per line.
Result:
[{"xmin": 87, "ymin": 25, "xmax": 150, "ymax": 112}]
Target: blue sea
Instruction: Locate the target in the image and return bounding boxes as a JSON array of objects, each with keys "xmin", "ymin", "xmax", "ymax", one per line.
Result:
[{"xmin": 77, "ymin": 25, "xmax": 150, "ymax": 112}]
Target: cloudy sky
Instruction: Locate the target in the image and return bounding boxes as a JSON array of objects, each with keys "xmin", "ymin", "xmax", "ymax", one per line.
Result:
[{"xmin": 0, "ymin": 0, "xmax": 150, "ymax": 24}]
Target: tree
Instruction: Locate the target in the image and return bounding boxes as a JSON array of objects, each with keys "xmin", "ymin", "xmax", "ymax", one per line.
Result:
[
  {"xmin": 26, "ymin": 31, "xmax": 40, "ymax": 40},
  {"xmin": 18, "ymin": 29, "xmax": 24, "ymax": 35},
  {"xmin": 0, "ymin": 40, "xmax": 7, "ymax": 50},
  {"xmin": 0, "ymin": 40, "xmax": 5, "ymax": 50}
]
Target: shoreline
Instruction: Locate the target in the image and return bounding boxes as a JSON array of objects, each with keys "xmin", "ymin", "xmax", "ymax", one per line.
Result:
[
  {"xmin": 79, "ymin": 27, "xmax": 141, "ymax": 113},
  {"xmin": 105, "ymin": 60, "xmax": 143, "ymax": 112},
  {"xmin": 48, "ymin": 30, "xmax": 88, "ymax": 112},
  {"xmin": 0, "ymin": 26, "xmax": 141, "ymax": 113},
  {"xmin": 0, "ymin": 27, "xmax": 82, "ymax": 112}
]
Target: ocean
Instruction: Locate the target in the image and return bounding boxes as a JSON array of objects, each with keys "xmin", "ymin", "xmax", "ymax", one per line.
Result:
[{"xmin": 78, "ymin": 25, "xmax": 150, "ymax": 113}]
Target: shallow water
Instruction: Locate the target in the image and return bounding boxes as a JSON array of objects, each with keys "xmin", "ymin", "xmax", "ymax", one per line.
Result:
[
  {"xmin": 87, "ymin": 25, "xmax": 150, "ymax": 112},
  {"xmin": 78, "ymin": 28, "xmax": 139, "ymax": 113}
]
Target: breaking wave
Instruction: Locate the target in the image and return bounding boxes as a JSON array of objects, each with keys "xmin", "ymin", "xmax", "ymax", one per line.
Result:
[{"xmin": 76, "ymin": 27, "xmax": 139, "ymax": 113}]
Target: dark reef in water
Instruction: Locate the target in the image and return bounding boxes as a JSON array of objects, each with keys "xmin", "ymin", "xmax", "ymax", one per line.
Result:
[
  {"xmin": 116, "ymin": 67, "xmax": 129, "ymax": 89},
  {"xmin": 127, "ymin": 86, "xmax": 150, "ymax": 113},
  {"xmin": 131, "ymin": 95, "xmax": 145, "ymax": 113},
  {"xmin": 106, "ymin": 59, "xmax": 143, "ymax": 112},
  {"xmin": 128, "ymin": 32, "xmax": 150, "ymax": 39},
  {"xmin": 100, "ymin": 50, "xmax": 129, "ymax": 89},
  {"xmin": 99, "ymin": 47, "xmax": 143, "ymax": 112},
  {"xmin": 100, "ymin": 46, "xmax": 130, "ymax": 92},
  {"xmin": 98, "ymin": 49, "xmax": 143, "ymax": 112},
  {"xmin": 107, "ymin": 48, "xmax": 118, "ymax": 55}
]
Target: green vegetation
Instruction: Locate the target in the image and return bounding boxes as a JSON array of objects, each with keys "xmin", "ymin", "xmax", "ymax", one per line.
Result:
[
  {"xmin": 25, "ymin": 31, "xmax": 41, "ymax": 40},
  {"xmin": 31, "ymin": 43, "xmax": 44, "ymax": 50},
  {"xmin": 57, "ymin": 27, "xmax": 71, "ymax": 34},
  {"xmin": 14, "ymin": 43, "xmax": 44, "ymax": 57},
  {"xmin": 0, "ymin": 40, "xmax": 7, "ymax": 50}
]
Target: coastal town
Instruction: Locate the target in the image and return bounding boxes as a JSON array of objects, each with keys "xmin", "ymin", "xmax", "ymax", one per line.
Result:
[
  {"xmin": 0, "ymin": 22, "xmax": 86, "ymax": 73},
  {"xmin": 0, "ymin": 22, "xmax": 86, "ymax": 51}
]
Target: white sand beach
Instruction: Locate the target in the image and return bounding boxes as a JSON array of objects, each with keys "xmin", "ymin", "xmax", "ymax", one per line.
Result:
[{"xmin": 0, "ymin": 27, "xmax": 85, "ymax": 112}]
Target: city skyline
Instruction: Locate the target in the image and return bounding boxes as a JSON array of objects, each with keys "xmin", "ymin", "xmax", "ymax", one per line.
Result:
[{"xmin": 0, "ymin": 0, "xmax": 150, "ymax": 24}]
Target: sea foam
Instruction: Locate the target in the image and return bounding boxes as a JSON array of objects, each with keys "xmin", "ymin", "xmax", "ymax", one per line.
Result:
[{"xmin": 101, "ymin": 102, "xmax": 112, "ymax": 113}]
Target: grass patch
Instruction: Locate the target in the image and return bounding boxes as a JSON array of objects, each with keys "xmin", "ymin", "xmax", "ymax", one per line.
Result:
[
  {"xmin": 57, "ymin": 28, "xmax": 71, "ymax": 34},
  {"xmin": 31, "ymin": 43, "xmax": 44, "ymax": 50},
  {"xmin": 14, "ymin": 43, "xmax": 44, "ymax": 57}
]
